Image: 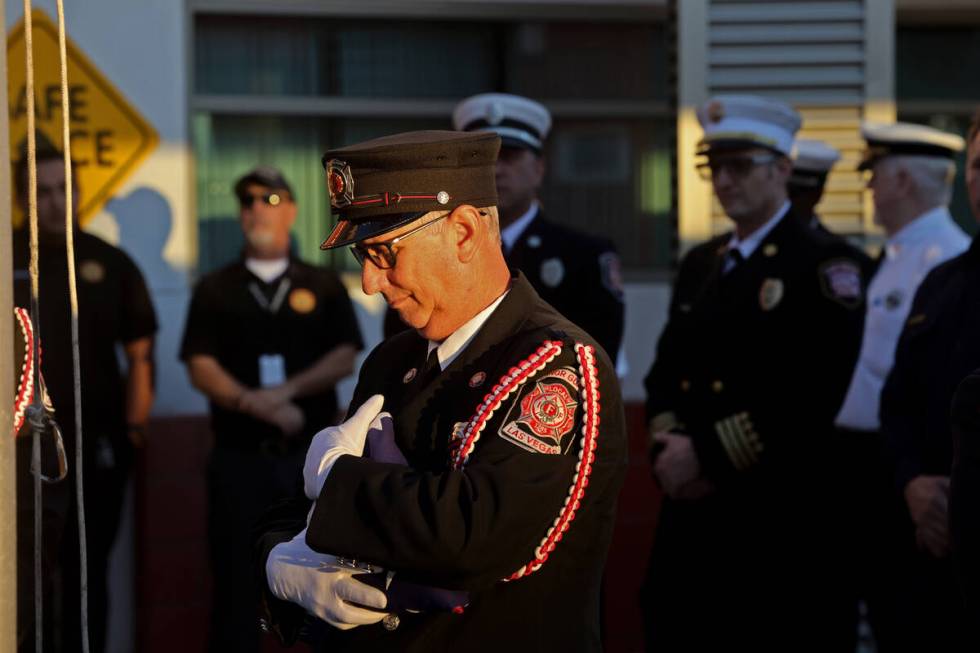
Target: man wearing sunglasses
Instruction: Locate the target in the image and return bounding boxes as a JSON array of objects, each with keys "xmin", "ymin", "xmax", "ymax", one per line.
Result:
[
  {"xmin": 641, "ymin": 95, "xmax": 868, "ymax": 651},
  {"xmin": 254, "ymin": 130, "xmax": 626, "ymax": 651},
  {"xmin": 180, "ymin": 166, "xmax": 363, "ymax": 652}
]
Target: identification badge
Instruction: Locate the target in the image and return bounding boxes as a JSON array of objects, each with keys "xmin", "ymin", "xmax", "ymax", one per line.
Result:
[{"xmin": 258, "ymin": 354, "xmax": 287, "ymax": 388}]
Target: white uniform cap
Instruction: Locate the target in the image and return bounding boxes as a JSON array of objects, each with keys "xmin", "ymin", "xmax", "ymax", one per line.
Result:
[
  {"xmin": 789, "ymin": 140, "xmax": 840, "ymax": 189},
  {"xmin": 793, "ymin": 139, "xmax": 841, "ymax": 173},
  {"xmin": 696, "ymin": 95, "xmax": 801, "ymax": 157},
  {"xmin": 453, "ymin": 93, "xmax": 552, "ymax": 152},
  {"xmin": 859, "ymin": 121, "xmax": 965, "ymax": 170}
]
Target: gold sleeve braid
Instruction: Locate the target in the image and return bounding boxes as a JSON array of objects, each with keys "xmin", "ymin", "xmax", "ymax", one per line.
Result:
[{"xmin": 715, "ymin": 412, "xmax": 763, "ymax": 471}]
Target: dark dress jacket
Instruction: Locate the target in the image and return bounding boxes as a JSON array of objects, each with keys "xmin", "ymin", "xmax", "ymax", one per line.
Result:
[
  {"xmin": 505, "ymin": 210, "xmax": 625, "ymax": 359},
  {"xmin": 641, "ymin": 206, "xmax": 870, "ymax": 650},
  {"xmin": 951, "ymin": 368, "xmax": 980, "ymax": 631},
  {"xmin": 255, "ymin": 272, "xmax": 627, "ymax": 652}
]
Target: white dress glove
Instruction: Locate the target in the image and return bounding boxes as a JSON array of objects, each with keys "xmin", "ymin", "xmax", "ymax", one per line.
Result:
[
  {"xmin": 266, "ymin": 527, "xmax": 388, "ymax": 630},
  {"xmin": 304, "ymin": 394, "xmax": 386, "ymax": 500}
]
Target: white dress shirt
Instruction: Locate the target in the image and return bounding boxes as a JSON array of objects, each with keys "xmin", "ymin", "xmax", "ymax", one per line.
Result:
[
  {"xmin": 836, "ymin": 206, "xmax": 969, "ymax": 431},
  {"xmin": 245, "ymin": 257, "xmax": 289, "ymax": 282},
  {"xmin": 723, "ymin": 200, "xmax": 791, "ymax": 272},
  {"xmin": 426, "ymin": 290, "xmax": 510, "ymax": 371},
  {"xmin": 500, "ymin": 202, "xmax": 540, "ymax": 253}
]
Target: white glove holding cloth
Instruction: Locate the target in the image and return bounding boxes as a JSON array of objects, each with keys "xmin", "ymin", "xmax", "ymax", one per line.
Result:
[
  {"xmin": 266, "ymin": 527, "xmax": 388, "ymax": 630},
  {"xmin": 303, "ymin": 394, "xmax": 387, "ymax": 500}
]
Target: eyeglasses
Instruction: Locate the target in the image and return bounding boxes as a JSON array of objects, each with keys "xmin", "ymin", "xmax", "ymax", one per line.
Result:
[
  {"xmin": 696, "ymin": 153, "xmax": 778, "ymax": 181},
  {"xmin": 240, "ymin": 192, "xmax": 287, "ymax": 208},
  {"xmin": 350, "ymin": 212, "xmax": 451, "ymax": 270}
]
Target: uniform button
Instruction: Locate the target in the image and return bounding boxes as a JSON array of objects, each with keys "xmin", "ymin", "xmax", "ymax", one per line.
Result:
[
  {"xmin": 383, "ymin": 614, "xmax": 400, "ymax": 631},
  {"xmin": 680, "ymin": 380, "xmax": 691, "ymax": 392},
  {"xmin": 711, "ymin": 380, "xmax": 723, "ymax": 393},
  {"xmin": 258, "ymin": 618, "xmax": 270, "ymax": 633}
]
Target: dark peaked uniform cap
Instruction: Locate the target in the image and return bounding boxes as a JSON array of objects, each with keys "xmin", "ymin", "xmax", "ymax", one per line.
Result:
[{"xmin": 320, "ymin": 130, "xmax": 500, "ymax": 249}]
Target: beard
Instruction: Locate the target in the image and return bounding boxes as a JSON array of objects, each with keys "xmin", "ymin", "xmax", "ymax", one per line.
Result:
[{"xmin": 244, "ymin": 227, "xmax": 277, "ymax": 251}]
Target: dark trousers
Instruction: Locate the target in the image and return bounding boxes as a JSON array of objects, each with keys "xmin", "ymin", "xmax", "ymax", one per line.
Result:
[
  {"xmin": 206, "ymin": 446, "xmax": 305, "ymax": 653},
  {"xmin": 640, "ymin": 486, "xmax": 854, "ymax": 653},
  {"xmin": 57, "ymin": 439, "xmax": 131, "ymax": 653},
  {"xmin": 840, "ymin": 427, "xmax": 970, "ymax": 652},
  {"xmin": 16, "ymin": 434, "xmax": 70, "ymax": 653}
]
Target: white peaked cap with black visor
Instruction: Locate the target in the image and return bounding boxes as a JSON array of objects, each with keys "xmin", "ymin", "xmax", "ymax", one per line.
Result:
[
  {"xmin": 696, "ymin": 95, "xmax": 802, "ymax": 157},
  {"xmin": 453, "ymin": 93, "xmax": 552, "ymax": 153}
]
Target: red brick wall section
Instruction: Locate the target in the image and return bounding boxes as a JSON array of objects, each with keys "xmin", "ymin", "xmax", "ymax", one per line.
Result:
[
  {"xmin": 136, "ymin": 405, "xmax": 660, "ymax": 652},
  {"xmin": 135, "ymin": 417, "xmax": 212, "ymax": 653},
  {"xmin": 602, "ymin": 402, "xmax": 662, "ymax": 653}
]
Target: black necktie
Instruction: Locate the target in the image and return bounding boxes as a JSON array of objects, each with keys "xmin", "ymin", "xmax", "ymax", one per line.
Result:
[
  {"xmin": 723, "ymin": 248, "xmax": 744, "ymax": 275},
  {"xmin": 418, "ymin": 347, "xmax": 442, "ymax": 389}
]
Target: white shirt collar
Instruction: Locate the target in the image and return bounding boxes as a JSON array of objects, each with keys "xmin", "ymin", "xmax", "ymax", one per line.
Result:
[
  {"xmin": 500, "ymin": 202, "xmax": 540, "ymax": 252},
  {"xmin": 427, "ymin": 290, "xmax": 510, "ymax": 371},
  {"xmin": 887, "ymin": 205, "xmax": 953, "ymax": 256},
  {"xmin": 726, "ymin": 200, "xmax": 791, "ymax": 259},
  {"xmin": 245, "ymin": 257, "xmax": 289, "ymax": 283}
]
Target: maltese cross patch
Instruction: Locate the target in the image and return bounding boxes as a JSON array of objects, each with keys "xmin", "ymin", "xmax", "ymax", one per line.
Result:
[{"xmin": 498, "ymin": 366, "xmax": 580, "ymax": 454}]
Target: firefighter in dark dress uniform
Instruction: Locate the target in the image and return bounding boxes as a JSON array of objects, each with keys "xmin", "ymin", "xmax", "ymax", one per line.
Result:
[
  {"xmin": 180, "ymin": 166, "xmax": 363, "ymax": 653},
  {"xmin": 951, "ymin": 110, "xmax": 980, "ymax": 646},
  {"xmin": 788, "ymin": 138, "xmax": 841, "ymax": 234},
  {"xmin": 640, "ymin": 95, "xmax": 868, "ymax": 652},
  {"xmin": 254, "ymin": 130, "xmax": 627, "ymax": 652},
  {"xmin": 452, "ymin": 93, "xmax": 625, "ymax": 359},
  {"xmin": 884, "ymin": 112, "xmax": 980, "ymax": 652}
]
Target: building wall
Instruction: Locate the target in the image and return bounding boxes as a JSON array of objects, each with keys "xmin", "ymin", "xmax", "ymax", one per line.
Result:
[{"xmin": 6, "ymin": 0, "xmax": 204, "ymax": 420}]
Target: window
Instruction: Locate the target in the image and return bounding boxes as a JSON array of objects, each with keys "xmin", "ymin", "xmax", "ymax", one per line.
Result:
[
  {"xmin": 896, "ymin": 26, "xmax": 980, "ymax": 235},
  {"xmin": 192, "ymin": 14, "xmax": 669, "ymax": 275}
]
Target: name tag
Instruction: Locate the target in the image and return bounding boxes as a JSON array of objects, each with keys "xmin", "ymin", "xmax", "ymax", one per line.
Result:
[{"xmin": 258, "ymin": 354, "xmax": 286, "ymax": 388}]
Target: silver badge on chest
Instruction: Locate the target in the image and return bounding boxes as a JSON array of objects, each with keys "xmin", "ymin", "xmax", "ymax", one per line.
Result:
[
  {"xmin": 540, "ymin": 258, "xmax": 565, "ymax": 287},
  {"xmin": 759, "ymin": 278, "xmax": 784, "ymax": 311}
]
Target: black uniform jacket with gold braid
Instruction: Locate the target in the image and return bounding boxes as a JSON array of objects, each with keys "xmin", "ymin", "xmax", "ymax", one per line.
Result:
[
  {"xmin": 639, "ymin": 205, "xmax": 870, "ymax": 648},
  {"xmin": 254, "ymin": 272, "xmax": 627, "ymax": 653},
  {"xmin": 644, "ymin": 206, "xmax": 868, "ymax": 484},
  {"xmin": 506, "ymin": 210, "xmax": 625, "ymax": 359}
]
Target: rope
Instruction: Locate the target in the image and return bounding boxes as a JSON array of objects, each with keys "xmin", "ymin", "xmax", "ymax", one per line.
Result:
[
  {"xmin": 21, "ymin": 2, "xmax": 89, "ymax": 651},
  {"xmin": 53, "ymin": 1, "xmax": 90, "ymax": 650},
  {"xmin": 19, "ymin": 6, "xmax": 45, "ymax": 652}
]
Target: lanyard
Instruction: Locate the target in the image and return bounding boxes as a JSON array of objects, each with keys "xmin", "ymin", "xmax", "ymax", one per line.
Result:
[{"xmin": 248, "ymin": 277, "xmax": 292, "ymax": 314}]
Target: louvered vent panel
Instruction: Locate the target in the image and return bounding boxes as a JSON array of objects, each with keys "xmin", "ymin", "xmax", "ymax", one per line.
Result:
[{"xmin": 706, "ymin": 1, "xmax": 868, "ymax": 235}]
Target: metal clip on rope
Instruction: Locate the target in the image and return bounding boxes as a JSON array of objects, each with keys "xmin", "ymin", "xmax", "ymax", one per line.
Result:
[{"xmin": 25, "ymin": 404, "xmax": 68, "ymax": 483}]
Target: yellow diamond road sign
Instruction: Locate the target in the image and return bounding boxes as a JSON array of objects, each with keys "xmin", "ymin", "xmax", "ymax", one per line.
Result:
[{"xmin": 7, "ymin": 9, "xmax": 158, "ymax": 225}]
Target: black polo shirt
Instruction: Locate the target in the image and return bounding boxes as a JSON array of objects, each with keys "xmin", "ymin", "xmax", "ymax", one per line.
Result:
[
  {"xmin": 12, "ymin": 229, "xmax": 158, "ymax": 465},
  {"xmin": 180, "ymin": 258, "xmax": 363, "ymax": 450}
]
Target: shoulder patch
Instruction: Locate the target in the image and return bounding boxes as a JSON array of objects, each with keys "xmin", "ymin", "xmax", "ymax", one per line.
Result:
[
  {"xmin": 498, "ymin": 366, "xmax": 580, "ymax": 455},
  {"xmin": 450, "ymin": 340, "xmax": 564, "ymax": 469},
  {"xmin": 818, "ymin": 258, "xmax": 862, "ymax": 308}
]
